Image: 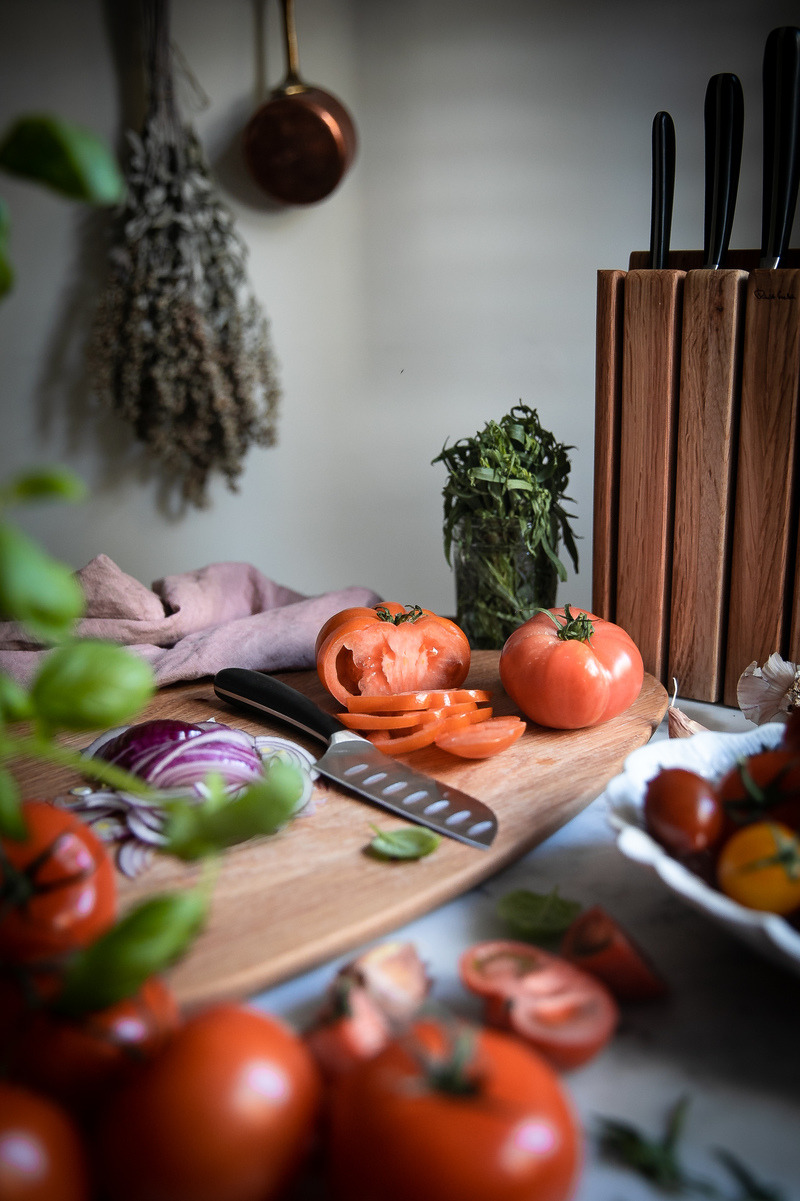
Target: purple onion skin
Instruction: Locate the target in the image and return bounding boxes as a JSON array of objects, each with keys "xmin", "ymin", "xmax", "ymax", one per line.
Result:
[{"xmin": 94, "ymin": 719, "xmax": 206, "ymax": 767}]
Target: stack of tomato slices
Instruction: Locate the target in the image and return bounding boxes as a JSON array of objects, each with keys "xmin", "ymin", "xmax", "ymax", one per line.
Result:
[{"xmin": 335, "ymin": 688, "xmax": 526, "ymax": 759}]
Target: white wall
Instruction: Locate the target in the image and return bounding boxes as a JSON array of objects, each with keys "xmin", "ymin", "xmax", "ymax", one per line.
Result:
[{"xmin": 1, "ymin": 0, "xmax": 798, "ymax": 614}]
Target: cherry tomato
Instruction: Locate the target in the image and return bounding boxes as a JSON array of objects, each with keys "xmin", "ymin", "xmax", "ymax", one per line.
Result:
[
  {"xmin": 643, "ymin": 768, "xmax": 724, "ymax": 856},
  {"xmin": 717, "ymin": 750, "xmax": 800, "ymax": 834},
  {"xmin": 434, "ymin": 715, "xmax": 525, "ymax": 758},
  {"xmin": 326, "ymin": 1017, "xmax": 581, "ymax": 1201},
  {"xmin": 716, "ymin": 821, "xmax": 800, "ymax": 915},
  {"xmin": 459, "ymin": 940, "xmax": 618, "ymax": 1070},
  {"xmin": 7, "ymin": 976, "xmax": 180, "ymax": 1118},
  {"xmin": 0, "ymin": 800, "xmax": 116, "ymax": 964},
  {"xmin": 316, "ymin": 603, "xmax": 470, "ymax": 705},
  {"xmin": 559, "ymin": 906, "xmax": 668, "ymax": 1002},
  {"xmin": 94, "ymin": 1002, "xmax": 322, "ymax": 1201},
  {"xmin": 0, "ymin": 1082, "xmax": 90, "ymax": 1201},
  {"xmin": 499, "ymin": 605, "xmax": 643, "ymax": 729}
]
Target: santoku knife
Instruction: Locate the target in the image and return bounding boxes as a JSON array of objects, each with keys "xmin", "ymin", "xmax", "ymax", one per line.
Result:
[{"xmin": 213, "ymin": 668, "xmax": 499, "ymax": 850}]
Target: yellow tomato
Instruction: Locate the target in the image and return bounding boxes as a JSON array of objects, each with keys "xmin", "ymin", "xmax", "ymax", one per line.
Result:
[{"xmin": 716, "ymin": 821, "xmax": 800, "ymax": 915}]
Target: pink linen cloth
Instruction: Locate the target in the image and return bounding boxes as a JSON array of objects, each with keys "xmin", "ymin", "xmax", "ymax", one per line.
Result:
[{"xmin": 0, "ymin": 554, "xmax": 382, "ymax": 687}]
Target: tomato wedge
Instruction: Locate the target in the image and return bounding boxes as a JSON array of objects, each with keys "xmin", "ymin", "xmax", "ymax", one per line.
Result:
[
  {"xmin": 559, "ymin": 906, "xmax": 668, "ymax": 1002},
  {"xmin": 434, "ymin": 716, "xmax": 525, "ymax": 758},
  {"xmin": 459, "ymin": 939, "xmax": 618, "ymax": 1070},
  {"xmin": 346, "ymin": 689, "xmax": 492, "ymax": 714}
]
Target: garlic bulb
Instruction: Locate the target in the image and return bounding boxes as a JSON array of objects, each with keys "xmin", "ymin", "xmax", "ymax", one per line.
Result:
[{"xmin": 737, "ymin": 653, "xmax": 800, "ymax": 725}]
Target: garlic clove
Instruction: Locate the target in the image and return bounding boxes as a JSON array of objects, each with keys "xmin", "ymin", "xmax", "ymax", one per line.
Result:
[{"xmin": 667, "ymin": 680, "xmax": 708, "ymax": 739}]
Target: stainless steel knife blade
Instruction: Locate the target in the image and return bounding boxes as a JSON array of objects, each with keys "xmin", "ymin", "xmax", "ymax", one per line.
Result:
[{"xmin": 213, "ymin": 668, "xmax": 498, "ymax": 849}]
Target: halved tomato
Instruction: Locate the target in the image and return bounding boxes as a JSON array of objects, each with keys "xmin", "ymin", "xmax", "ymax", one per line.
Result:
[
  {"xmin": 459, "ymin": 940, "xmax": 618, "ymax": 1070},
  {"xmin": 434, "ymin": 717, "xmax": 525, "ymax": 759},
  {"xmin": 316, "ymin": 603, "xmax": 470, "ymax": 705}
]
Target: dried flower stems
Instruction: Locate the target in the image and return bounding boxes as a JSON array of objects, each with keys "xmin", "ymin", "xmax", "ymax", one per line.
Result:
[{"xmin": 87, "ymin": 0, "xmax": 280, "ymax": 507}]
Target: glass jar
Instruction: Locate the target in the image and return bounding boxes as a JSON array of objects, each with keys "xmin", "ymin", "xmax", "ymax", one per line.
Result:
[{"xmin": 452, "ymin": 521, "xmax": 558, "ymax": 649}]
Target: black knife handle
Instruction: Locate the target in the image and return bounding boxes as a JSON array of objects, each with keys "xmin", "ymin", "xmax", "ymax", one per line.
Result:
[
  {"xmin": 214, "ymin": 668, "xmax": 345, "ymax": 745},
  {"xmin": 703, "ymin": 73, "xmax": 744, "ymax": 269},
  {"xmin": 650, "ymin": 111, "xmax": 676, "ymax": 269},
  {"xmin": 761, "ymin": 26, "xmax": 800, "ymax": 268}
]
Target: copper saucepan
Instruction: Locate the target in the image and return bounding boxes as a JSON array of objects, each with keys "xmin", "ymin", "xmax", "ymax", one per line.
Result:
[{"xmin": 243, "ymin": 0, "xmax": 357, "ymax": 205}]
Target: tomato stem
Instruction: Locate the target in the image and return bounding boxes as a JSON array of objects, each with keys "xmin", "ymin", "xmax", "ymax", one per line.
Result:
[
  {"xmin": 375, "ymin": 604, "xmax": 423, "ymax": 626},
  {"xmin": 741, "ymin": 824, "xmax": 800, "ymax": 880},
  {"xmin": 536, "ymin": 603, "xmax": 594, "ymax": 643}
]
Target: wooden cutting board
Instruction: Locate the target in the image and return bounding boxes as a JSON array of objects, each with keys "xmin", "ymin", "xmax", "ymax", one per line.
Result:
[{"xmin": 16, "ymin": 653, "xmax": 668, "ymax": 1009}]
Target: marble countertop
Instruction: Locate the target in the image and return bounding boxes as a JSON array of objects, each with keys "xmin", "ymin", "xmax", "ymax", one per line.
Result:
[{"xmin": 251, "ymin": 698, "xmax": 800, "ymax": 1199}]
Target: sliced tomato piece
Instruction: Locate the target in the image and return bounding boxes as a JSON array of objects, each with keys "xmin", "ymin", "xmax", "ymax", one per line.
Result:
[
  {"xmin": 505, "ymin": 966, "xmax": 618, "ymax": 1069},
  {"xmin": 434, "ymin": 716, "xmax": 525, "ymax": 759},
  {"xmin": 304, "ymin": 985, "xmax": 390, "ymax": 1083},
  {"xmin": 345, "ymin": 688, "xmax": 492, "ymax": 714},
  {"xmin": 559, "ymin": 906, "xmax": 669, "ymax": 1002},
  {"xmin": 458, "ymin": 940, "xmax": 555, "ymax": 1001},
  {"xmin": 337, "ymin": 711, "xmax": 428, "ymax": 731},
  {"xmin": 434, "ymin": 706, "xmax": 494, "ymax": 727},
  {"xmin": 368, "ymin": 713, "xmax": 445, "ymax": 755}
]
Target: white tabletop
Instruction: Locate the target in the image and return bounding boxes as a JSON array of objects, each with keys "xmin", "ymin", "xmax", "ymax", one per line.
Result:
[{"xmin": 251, "ymin": 698, "xmax": 800, "ymax": 1199}]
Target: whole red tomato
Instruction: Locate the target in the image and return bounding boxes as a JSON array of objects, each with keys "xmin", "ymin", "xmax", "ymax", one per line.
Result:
[
  {"xmin": 717, "ymin": 750, "xmax": 800, "ymax": 834},
  {"xmin": 0, "ymin": 800, "xmax": 116, "ymax": 964},
  {"xmin": 7, "ymin": 976, "xmax": 180, "ymax": 1118},
  {"xmin": 0, "ymin": 1081, "xmax": 90, "ymax": 1201},
  {"xmin": 315, "ymin": 603, "xmax": 470, "ymax": 705},
  {"xmin": 499, "ymin": 605, "xmax": 643, "ymax": 729},
  {"xmin": 326, "ymin": 1017, "xmax": 581, "ymax": 1201},
  {"xmin": 643, "ymin": 768, "xmax": 724, "ymax": 856},
  {"xmin": 94, "ymin": 1002, "xmax": 322, "ymax": 1201}
]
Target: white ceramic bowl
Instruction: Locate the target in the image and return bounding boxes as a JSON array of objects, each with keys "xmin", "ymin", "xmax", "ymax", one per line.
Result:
[{"xmin": 605, "ymin": 723, "xmax": 800, "ymax": 977}]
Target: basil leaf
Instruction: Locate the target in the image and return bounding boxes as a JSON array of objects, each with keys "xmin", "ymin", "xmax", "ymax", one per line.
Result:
[
  {"xmin": 0, "ymin": 672, "xmax": 33, "ymax": 724},
  {"xmin": 0, "ymin": 467, "xmax": 87, "ymax": 508},
  {"xmin": 163, "ymin": 760, "xmax": 305, "ymax": 860},
  {"xmin": 367, "ymin": 825, "xmax": 441, "ymax": 860},
  {"xmin": 54, "ymin": 890, "xmax": 207, "ymax": 1017},
  {"xmin": 0, "ymin": 115, "xmax": 124, "ymax": 204},
  {"xmin": 31, "ymin": 640, "xmax": 154, "ymax": 730},
  {"xmin": 0, "ymin": 766, "xmax": 24, "ymax": 839},
  {"xmin": 496, "ymin": 887, "xmax": 582, "ymax": 945},
  {"xmin": 0, "ymin": 523, "xmax": 85, "ymax": 643}
]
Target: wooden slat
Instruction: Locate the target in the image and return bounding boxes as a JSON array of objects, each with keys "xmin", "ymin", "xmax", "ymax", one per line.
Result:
[
  {"xmin": 668, "ymin": 268, "xmax": 746, "ymax": 701},
  {"xmin": 592, "ymin": 269, "xmax": 625, "ymax": 621},
  {"xmin": 615, "ymin": 269, "xmax": 684, "ymax": 683},
  {"xmin": 724, "ymin": 268, "xmax": 800, "ymax": 705}
]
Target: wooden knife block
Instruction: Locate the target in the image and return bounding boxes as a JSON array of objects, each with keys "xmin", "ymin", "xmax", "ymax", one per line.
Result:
[{"xmin": 594, "ymin": 248, "xmax": 800, "ymax": 706}]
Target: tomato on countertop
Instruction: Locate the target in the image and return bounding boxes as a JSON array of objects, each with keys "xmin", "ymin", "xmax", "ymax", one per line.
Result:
[
  {"xmin": 0, "ymin": 800, "xmax": 116, "ymax": 965},
  {"xmin": 326, "ymin": 1016, "xmax": 582, "ymax": 1201},
  {"xmin": 559, "ymin": 906, "xmax": 669, "ymax": 1002},
  {"xmin": 459, "ymin": 939, "xmax": 618, "ymax": 1070},
  {"xmin": 0, "ymin": 1082, "xmax": 90, "ymax": 1201},
  {"xmin": 316, "ymin": 603, "xmax": 470, "ymax": 706},
  {"xmin": 499, "ymin": 605, "xmax": 644, "ymax": 729},
  {"xmin": 93, "ymin": 1002, "xmax": 322, "ymax": 1201}
]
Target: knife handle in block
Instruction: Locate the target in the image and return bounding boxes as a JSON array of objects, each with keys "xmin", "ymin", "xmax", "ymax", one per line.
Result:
[
  {"xmin": 214, "ymin": 668, "xmax": 344, "ymax": 744},
  {"xmin": 723, "ymin": 268, "xmax": 800, "ymax": 705},
  {"xmin": 615, "ymin": 269, "xmax": 684, "ymax": 684},
  {"xmin": 668, "ymin": 268, "xmax": 747, "ymax": 702},
  {"xmin": 593, "ymin": 269, "xmax": 625, "ymax": 621}
]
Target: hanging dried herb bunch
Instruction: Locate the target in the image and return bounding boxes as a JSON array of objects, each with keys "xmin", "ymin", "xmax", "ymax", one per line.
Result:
[
  {"xmin": 432, "ymin": 403, "xmax": 579, "ymax": 648},
  {"xmin": 87, "ymin": 0, "xmax": 280, "ymax": 508}
]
